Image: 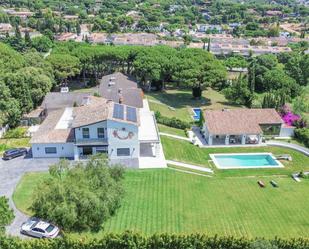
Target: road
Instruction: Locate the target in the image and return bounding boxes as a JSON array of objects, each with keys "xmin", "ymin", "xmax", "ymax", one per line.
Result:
[{"xmin": 0, "ymin": 156, "xmax": 59, "ymax": 237}]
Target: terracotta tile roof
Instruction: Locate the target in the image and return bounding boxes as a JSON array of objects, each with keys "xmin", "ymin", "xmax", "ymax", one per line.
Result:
[
  {"xmin": 72, "ymin": 96, "xmax": 112, "ymax": 128},
  {"xmin": 30, "ymin": 109, "xmax": 74, "ymax": 144},
  {"xmin": 72, "ymin": 96, "xmax": 140, "ymax": 127},
  {"xmin": 31, "ymin": 96, "xmax": 140, "ymax": 144},
  {"xmin": 204, "ymin": 109, "xmax": 283, "ymax": 135}
]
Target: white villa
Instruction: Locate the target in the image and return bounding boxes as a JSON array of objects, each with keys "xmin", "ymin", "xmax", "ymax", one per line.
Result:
[
  {"xmin": 202, "ymin": 109, "xmax": 294, "ymax": 146},
  {"xmin": 30, "ymin": 73, "xmax": 166, "ymax": 168}
]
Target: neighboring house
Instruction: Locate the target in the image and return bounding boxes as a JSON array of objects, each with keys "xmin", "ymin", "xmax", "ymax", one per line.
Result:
[
  {"xmin": 30, "ymin": 73, "xmax": 163, "ymax": 168},
  {"xmin": 210, "ymin": 44, "xmax": 291, "ymax": 56},
  {"xmin": 202, "ymin": 109, "xmax": 291, "ymax": 146},
  {"xmin": 0, "ymin": 124, "xmax": 9, "ymax": 138},
  {"xmin": 196, "ymin": 24, "xmax": 222, "ymax": 33},
  {"xmin": 0, "ymin": 23, "xmax": 12, "ymax": 33}
]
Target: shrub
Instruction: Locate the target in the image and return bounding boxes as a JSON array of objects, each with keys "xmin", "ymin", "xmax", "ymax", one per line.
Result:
[
  {"xmin": 155, "ymin": 111, "xmax": 191, "ymax": 130},
  {"xmin": 3, "ymin": 127, "xmax": 27, "ymax": 139},
  {"xmin": 0, "ymin": 196, "xmax": 14, "ymax": 233},
  {"xmin": 294, "ymin": 128, "xmax": 309, "ymax": 147}
]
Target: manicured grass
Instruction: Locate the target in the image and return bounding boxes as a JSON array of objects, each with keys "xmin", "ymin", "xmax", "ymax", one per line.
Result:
[
  {"xmin": 158, "ymin": 124, "xmax": 187, "ymax": 137},
  {"xmin": 14, "ymin": 170, "xmax": 309, "ymax": 238},
  {"xmin": 12, "ymin": 172, "xmax": 50, "ymax": 216},
  {"xmin": 0, "ymin": 138, "xmax": 30, "ymax": 155},
  {"xmin": 161, "ymin": 136, "xmax": 309, "ymax": 177},
  {"xmin": 146, "ymin": 88, "xmax": 241, "ymax": 122}
]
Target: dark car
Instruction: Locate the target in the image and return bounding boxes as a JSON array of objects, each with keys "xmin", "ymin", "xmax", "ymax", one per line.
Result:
[{"xmin": 3, "ymin": 148, "xmax": 27, "ymax": 160}]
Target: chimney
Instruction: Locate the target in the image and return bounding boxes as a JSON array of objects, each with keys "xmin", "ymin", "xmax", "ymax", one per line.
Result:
[{"xmin": 82, "ymin": 96, "xmax": 91, "ymax": 105}]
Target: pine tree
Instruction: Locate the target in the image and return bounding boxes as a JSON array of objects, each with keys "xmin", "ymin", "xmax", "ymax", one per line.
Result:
[
  {"xmin": 24, "ymin": 30, "xmax": 31, "ymax": 47},
  {"xmin": 14, "ymin": 24, "xmax": 22, "ymax": 40},
  {"xmin": 76, "ymin": 23, "xmax": 81, "ymax": 36}
]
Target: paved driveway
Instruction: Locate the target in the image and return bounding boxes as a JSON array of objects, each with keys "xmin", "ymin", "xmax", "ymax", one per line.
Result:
[{"xmin": 0, "ymin": 156, "xmax": 59, "ymax": 237}]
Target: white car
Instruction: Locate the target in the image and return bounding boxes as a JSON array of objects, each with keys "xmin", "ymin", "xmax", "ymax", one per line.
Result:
[{"xmin": 21, "ymin": 217, "xmax": 60, "ymax": 238}]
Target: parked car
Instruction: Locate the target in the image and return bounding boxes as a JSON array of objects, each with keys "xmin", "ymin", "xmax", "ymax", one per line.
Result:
[
  {"xmin": 21, "ymin": 217, "xmax": 60, "ymax": 238},
  {"xmin": 2, "ymin": 148, "xmax": 27, "ymax": 160}
]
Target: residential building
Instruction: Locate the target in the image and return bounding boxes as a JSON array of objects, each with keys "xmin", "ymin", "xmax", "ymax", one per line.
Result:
[
  {"xmin": 0, "ymin": 23, "xmax": 12, "ymax": 33},
  {"xmin": 210, "ymin": 43, "xmax": 291, "ymax": 56},
  {"xmin": 30, "ymin": 73, "xmax": 165, "ymax": 168},
  {"xmin": 202, "ymin": 109, "xmax": 293, "ymax": 146},
  {"xmin": 196, "ymin": 24, "xmax": 222, "ymax": 33}
]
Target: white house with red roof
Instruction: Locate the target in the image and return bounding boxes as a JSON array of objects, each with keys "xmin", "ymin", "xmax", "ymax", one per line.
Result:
[{"xmin": 202, "ymin": 109, "xmax": 293, "ymax": 146}]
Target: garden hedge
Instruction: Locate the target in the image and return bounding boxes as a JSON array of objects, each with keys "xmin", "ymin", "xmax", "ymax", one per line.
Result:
[
  {"xmin": 155, "ymin": 111, "xmax": 191, "ymax": 130},
  {"xmin": 0, "ymin": 233, "xmax": 308, "ymax": 249},
  {"xmin": 294, "ymin": 128, "xmax": 309, "ymax": 147}
]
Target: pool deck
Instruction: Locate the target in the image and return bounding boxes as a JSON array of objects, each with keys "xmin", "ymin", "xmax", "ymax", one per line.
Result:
[{"xmin": 210, "ymin": 153, "xmax": 284, "ymax": 169}]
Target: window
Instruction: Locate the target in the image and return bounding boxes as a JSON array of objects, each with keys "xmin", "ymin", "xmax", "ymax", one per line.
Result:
[
  {"xmin": 82, "ymin": 128, "xmax": 90, "ymax": 139},
  {"xmin": 97, "ymin": 128, "xmax": 105, "ymax": 138},
  {"xmin": 32, "ymin": 228, "xmax": 45, "ymax": 233},
  {"xmin": 45, "ymin": 147, "xmax": 57, "ymax": 154},
  {"xmin": 96, "ymin": 146, "xmax": 108, "ymax": 154},
  {"xmin": 117, "ymin": 148, "xmax": 130, "ymax": 156}
]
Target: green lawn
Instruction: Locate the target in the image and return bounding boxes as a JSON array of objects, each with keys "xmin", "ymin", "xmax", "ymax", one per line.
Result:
[
  {"xmin": 146, "ymin": 88, "xmax": 241, "ymax": 122},
  {"xmin": 14, "ymin": 170, "xmax": 309, "ymax": 238},
  {"xmin": 158, "ymin": 124, "xmax": 187, "ymax": 137},
  {"xmin": 161, "ymin": 136, "xmax": 309, "ymax": 177},
  {"xmin": 13, "ymin": 172, "xmax": 51, "ymax": 215},
  {"xmin": 0, "ymin": 138, "xmax": 30, "ymax": 155}
]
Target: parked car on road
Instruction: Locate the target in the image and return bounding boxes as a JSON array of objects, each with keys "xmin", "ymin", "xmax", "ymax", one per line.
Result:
[
  {"xmin": 2, "ymin": 148, "xmax": 27, "ymax": 160},
  {"xmin": 21, "ymin": 217, "xmax": 60, "ymax": 238}
]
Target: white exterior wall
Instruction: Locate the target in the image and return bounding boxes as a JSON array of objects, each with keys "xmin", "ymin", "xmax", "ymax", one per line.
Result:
[
  {"xmin": 75, "ymin": 121, "xmax": 107, "ymax": 140},
  {"xmin": 280, "ymin": 126, "xmax": 295, "ymax": 137},
  {"xmin": 32, "ymin": 143, "xmax": 74, "ymax": 158},
  {"xmin": 203, "ymin": 123, "xmax": 213, "ymax": 145},
  {"xmin": 106, "ymin": 120, "xmax": 139, "ymax": 160},
  {"xmin": 0, "ymin": 125, "xmax": 9, "ymax": 138}
]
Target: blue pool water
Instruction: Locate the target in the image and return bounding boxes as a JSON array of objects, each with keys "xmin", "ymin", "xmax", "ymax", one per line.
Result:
[
  {"xmin": 211, "ymin": 154, "xmax": 282, "ymax": 169},
  {"xmin": 192, "ymin": 108, "xmax": 201, "ymax": 121}
]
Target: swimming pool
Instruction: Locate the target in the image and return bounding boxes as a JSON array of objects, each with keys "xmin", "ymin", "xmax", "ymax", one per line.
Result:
[
  {"xmin": 210, "ymin": 153, "xmax": 284, "ymax": 169},
  {"xmin": 192, "ymin": 108, "xmax": 201, "ymax": 121}
]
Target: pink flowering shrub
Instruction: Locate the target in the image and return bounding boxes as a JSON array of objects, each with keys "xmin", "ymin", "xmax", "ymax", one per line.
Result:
[{"xmin": 281, "ymin": 112, "xmax": 300, "ymax": 126}]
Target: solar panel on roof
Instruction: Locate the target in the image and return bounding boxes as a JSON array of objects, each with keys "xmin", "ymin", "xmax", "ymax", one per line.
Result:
[
  {"xmin": 126, "ymin": 106, "xmax": 137, "ymax": 122},
  {"xmin": 113, "ymin": 103, "xmax": 124, "ymax": 120}
]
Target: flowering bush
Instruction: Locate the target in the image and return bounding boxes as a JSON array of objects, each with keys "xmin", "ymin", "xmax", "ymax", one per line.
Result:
[{"xmin": 281, "ymin": 112, "xmax": 300, "ymax": 126}]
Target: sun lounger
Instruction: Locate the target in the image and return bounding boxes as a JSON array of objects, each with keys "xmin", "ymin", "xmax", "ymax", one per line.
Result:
[
  {"xmin": 270, "ymin": 180, "xmax": 278, "ymax": 187},
  {"xmin": 275, "ymin": 154, "xmax": 292, "ymax": 161},
  {"xmin": 258, "ymin": 180, "xmax": 265, "ymax": 188},
  {"xmin": 292, "ymin": 174, "xmax": 301, "ymax": 182}
]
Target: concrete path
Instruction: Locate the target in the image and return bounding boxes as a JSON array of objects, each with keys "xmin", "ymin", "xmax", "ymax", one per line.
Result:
[
  {"xmin": 267, "ymin": 141, "xmax": 309, "ymax": 156},
  {"xmin": 187, "ymin": 126, "xmax": 206, "ymax": 147},
  {"xmin": 168, "ymin": 167, "xmax": 212, "ymax": 177},
  {"xmin": 159, "ymin": 132, "xmax": 191, "ymax": 141},
  {"xmin": 0, "ymin": 156, "xmax": 59, "ymax": 237},
  {"xmin": 166, "ymin": 160, "xmax": 214, "ymax": 173}
]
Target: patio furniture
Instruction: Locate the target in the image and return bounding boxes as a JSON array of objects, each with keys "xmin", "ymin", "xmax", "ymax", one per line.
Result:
[
  {"xmin": 275, "ymin": 154, "xmax": 292, "ymax": 161},
  {"xmin": 270, "ymin": 180, "xmax": 278, "ymax": 187},
  {"xmin": 258, "ymin": 180, "xmax": 265, "ymax": 188},
  {"xmin": 292, "ymin": 173, "xmax": 301, "ymax": 182}
]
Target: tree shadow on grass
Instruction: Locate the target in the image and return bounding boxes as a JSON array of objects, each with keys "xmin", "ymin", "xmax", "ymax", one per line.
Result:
[
  {"xmin": 216, "ymin": 101, "xmax": 244, "ymax": 108},
  {"xmin": 149, "ymin": 90, "xmax": 211, "ymax": 109}
]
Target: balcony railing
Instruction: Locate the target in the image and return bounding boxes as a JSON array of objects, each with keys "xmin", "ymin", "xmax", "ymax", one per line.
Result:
[{"xmin": 75, "ymin": 138, "xmax": 108, "ymax": 145}]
